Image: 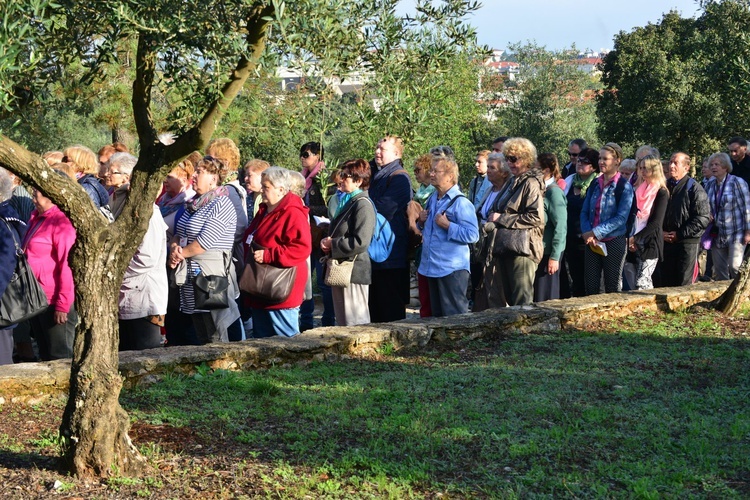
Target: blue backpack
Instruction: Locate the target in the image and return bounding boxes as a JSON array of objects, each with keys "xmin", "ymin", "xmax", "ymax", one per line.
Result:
[{"xmin": 362, "ymin": 197, "xmax": 394, "ymax": 263}]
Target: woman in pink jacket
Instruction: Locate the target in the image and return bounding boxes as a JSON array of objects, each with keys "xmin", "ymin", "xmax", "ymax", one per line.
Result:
[{"xmin": 23, "ymin": 186, "xmax": 77, "ymax": 360}]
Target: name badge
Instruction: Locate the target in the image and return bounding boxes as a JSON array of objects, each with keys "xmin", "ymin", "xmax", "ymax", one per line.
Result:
[{"xmin": 179, "ymin": 237, "xmax": 187, "ymax": 247}]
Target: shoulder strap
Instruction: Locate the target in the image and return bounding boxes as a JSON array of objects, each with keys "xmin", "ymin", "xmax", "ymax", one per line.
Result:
[
  {"xmin": 444, "ymin": 193, "xmax": 466, "ymax": 211},
  {"xmin": 614, "ymin": 176, "xmax": 626, "ymax": 204}
]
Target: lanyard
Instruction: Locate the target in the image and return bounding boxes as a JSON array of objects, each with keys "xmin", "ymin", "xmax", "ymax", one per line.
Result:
[{"xmin": 713, "ymin": 175, "xmax": 729, "ymax": 218}]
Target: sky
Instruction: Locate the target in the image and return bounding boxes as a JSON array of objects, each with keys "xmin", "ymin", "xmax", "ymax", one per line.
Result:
[{"xmin": 455, "ymin": 0, "xmax": 702, "ymax": 52}]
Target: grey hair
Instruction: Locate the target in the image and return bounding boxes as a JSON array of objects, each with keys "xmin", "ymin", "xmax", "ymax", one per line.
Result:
[
  {"xmin": 109, "ymin": 152, "xmax": 138, "ymax": 177},
  {"xmin": 288, "ymin": 171, "xmax": 306, "ymax": 198},
  {"xmin": 708, "ymin": 152, "xmax": 733, "ymax": 173},
  {"xmin": 261, "ymin": 166, "xmax": 292, "ymax": 192},
  {"xmin": 487, "ymin": 152, "xmax": 510, "ymax": 173},
  {"xmin": 0, "ymin": 167, "xmax": 13, "ymax": 203}
]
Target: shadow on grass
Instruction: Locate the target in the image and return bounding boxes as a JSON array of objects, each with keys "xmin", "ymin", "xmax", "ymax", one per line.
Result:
[
  {"xmin": 0, "ymin": 449, "xmax": 59, "ymax": 472},
  {"xmin": 116, "ymin": 327, "xmax": 750, "ymax": 497}
]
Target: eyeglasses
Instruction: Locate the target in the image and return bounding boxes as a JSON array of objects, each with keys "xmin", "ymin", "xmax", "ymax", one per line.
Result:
[
  {"xmin": 576, "ymin": 158, "xmax": 591, "ymax": 165},
  {"xmin": 300, "ymin": 151, "xmax": 315, "ymax": 159},
  {"xmin": 429, "ymin": 169, "xmax": 447, "ymax": 175},
  {"xmin": 108, "ymin": 171, "xmax": 124, "ymax": 176},
  {"xmin": 504, "ymin": 155, "xmax": 518, "ymax": 163}
]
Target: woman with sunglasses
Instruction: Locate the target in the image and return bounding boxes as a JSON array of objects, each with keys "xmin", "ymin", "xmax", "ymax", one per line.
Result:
[
  {"xmin": 560, "ymin": 147, "xmax": 600, "ymax": 297},
  {"xmin": 319, "ymin": 159, "xmax": 376, "ymax": 325},
  {"xmin": 485, "ymin": 138, "xmax": 545, "ymax": 306},
  {"xmin": 168, "ymin": 156, "xmax": 239, "ymax": 344},
  {"xmin": 299, "ymin": 142, "xmax": 335, "ymax": 329},
  {"xmin": 627, "ymin": 155, "xmax": 668, "ymax": 289}
]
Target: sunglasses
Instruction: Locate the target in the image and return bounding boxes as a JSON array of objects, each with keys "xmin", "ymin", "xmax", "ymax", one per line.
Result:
[
  {"xmin": 202, "ymin": 155, "xmax": 226, "ymax": 168},
  {"xmin": 505, "ymin": 155, "xmax": 518, "ymax": 163},
  {"xmin": 340, "ymin": 172, "xmax": 353, "ymax": 180},
  {"xmin": 577, "ymin": 158, "xmax": 592, "ymax": 165},
  {"xmin": 300, "ymin": 151, "xmax": 315, "ymax": 159},
  {"xmin": 568, "ymin": 152, "xmax": 579, "ymax": 157}
]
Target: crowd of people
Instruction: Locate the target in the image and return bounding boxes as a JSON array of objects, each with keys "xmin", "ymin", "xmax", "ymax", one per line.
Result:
[{"xmin": 0, "ymin": 132, "xmax": 746, "ymax": 363}]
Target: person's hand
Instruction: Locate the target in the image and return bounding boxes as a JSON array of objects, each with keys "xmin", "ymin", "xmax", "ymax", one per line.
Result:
[
  {"xmin": 627, "ymin": 237, "xmax": 637, "ymax": 252},
  {"xmin": 582, "ymin": 231, "xmax": 596, "ymax": 246},
  {"xmin": 435, "ymin": 212, "xmax": 450, "ymax": 230},
  {"xmin": 418, "ymin": 209, "xmax": 429, "ymax": 224},
  {"xmin": 744, "ymin": 231, "xmax": 750, "ymax": 245},
  {"xmin": 320, "ymin": 237, "xmax": 332, "ymax": 253},
  {"xmin": 53, "ymin": 311, "xmax": 67, "ymax": 325},
  {"xmin": 253, "ymin": 249, "xmax": 265, "ymax": 263},
  {"xmin": 547, "ymin": 258, "xmax": 559, "ymax": 275},
  {"xmin": 664, "ymin": 231, "xmax": 677, "ymax": 243},
  {"xmin": 168, "ymin": 246, "xmax": 184, "ymax": 269},
  {"xmin": 487, "ymin": 212, "xmax": 501, "ymax": 223}
]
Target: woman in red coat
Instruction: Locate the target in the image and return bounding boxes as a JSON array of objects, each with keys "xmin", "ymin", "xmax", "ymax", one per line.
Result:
[{"xmin": 242, "ymin": 167, "xmax": 311, "ymax": 337}]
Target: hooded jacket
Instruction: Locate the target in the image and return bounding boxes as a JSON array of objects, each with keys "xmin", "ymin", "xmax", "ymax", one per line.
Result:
[{"xmin": 243, "ymin": 192, "xmax": 311, "ymax": 310}]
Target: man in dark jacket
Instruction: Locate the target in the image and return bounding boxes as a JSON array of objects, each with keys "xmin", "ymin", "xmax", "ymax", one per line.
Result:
[
  {"xmin": 728, "ymin": 136, "xmax": 750, "ymax": 186},
  {"xmin": 368, "ymin": 136, "xmax": 413, "ymax": 322},
  {"xmin": 660, "ymin": 152, "xmax": 710, "ymax": 287}
]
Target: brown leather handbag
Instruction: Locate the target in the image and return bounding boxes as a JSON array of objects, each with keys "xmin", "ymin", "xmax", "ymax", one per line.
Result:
[{"xmin": 239, "ymin": 259, "xmax": 297, "ymax": 304}]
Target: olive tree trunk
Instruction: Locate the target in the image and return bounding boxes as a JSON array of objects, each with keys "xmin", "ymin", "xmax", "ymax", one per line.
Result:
[{"xmin": 710, "ymin": 254, "xmax": 750, "ymax": 315}]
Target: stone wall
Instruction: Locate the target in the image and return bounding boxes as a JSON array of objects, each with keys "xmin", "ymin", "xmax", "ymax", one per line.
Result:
[{"xmin": 0, "ymin": 281, "xmax": 729, "ymax": 403}]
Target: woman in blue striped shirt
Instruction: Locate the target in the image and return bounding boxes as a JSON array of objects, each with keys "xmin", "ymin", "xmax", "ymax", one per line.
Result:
[{"xmin": 168, "ymin": 156, "xmax": 239, "ymax": 344}]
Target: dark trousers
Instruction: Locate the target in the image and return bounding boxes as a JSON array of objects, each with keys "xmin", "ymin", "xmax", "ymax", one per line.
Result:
[
  {"xmin": 584, "ymin": 236, "xmax": 627, "ymax": 295},
  {"xmin": 165, "ymin": 286, "xmax": 200, "ymax": 346},
  {"xmin": 30, "ymin": 305, "xmax": 77, "ymax": 361},
  {"xmin": 426, "ymin": 270, "xmax": 470, "ymax": 317},
  {"xmin": 661, "ymin": 241, "xmax": 700, "ymax": 287},
  {"xmin": 533, "ymin": 254, "xmax": 560, "ymax": 303},
  {"xmin": 562, "ymin": 238, "xmax": 586, "ymax": 298},
  {"xmin": 498, "ymin": 255, "xmax": 537, "ymax": 306},
  {"xmin": 119, "ymin": 318, "xmax": 163, "ymax": 351},
  {"xmin": 368, "ymin": 267, "xmax": 409, "ymax": 323}
]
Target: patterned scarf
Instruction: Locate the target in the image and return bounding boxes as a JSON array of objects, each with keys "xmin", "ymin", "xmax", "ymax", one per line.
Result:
[{"xmin": 185, "ymin": 186, "xmax": 229, "ymax": 214}]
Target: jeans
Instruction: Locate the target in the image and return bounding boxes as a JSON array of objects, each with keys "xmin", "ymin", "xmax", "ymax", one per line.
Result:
[{"xmin": 252, "ymin": 307, "xmax": 300, "ymax": 338}]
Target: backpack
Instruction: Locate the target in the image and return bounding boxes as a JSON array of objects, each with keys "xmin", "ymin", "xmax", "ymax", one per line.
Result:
[
  {"xmin": 361, "ymin": 197, "xmax": 394, "ymax": 263},
  {"xmin": 614, "ymin": 176, "xmax": 639, "ymax": 236}
]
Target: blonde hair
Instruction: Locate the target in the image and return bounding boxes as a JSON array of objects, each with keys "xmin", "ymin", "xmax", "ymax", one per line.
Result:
[
  {"xmin": 635, "ymin": 154, "xmax": 667, "ymax": 190},
  {"xmin": 381, "ymin": 135, "xmax": 404, "ymax": 157},
  {"xmin": 502, "ymin": 137, "xmax": 537, "ymax": 169},
  {"xmin": 206, "ymin": 138, "xmax": 241, "ymax": 170},
  {"xmin": 432, "ymin": 157, "xmax": 459, "ymax": 186},
  {"xmin": 63, "ymin": 145, "xmax": 98, "ymax": 175},
  {"xmin": 244, "ymin": 159, "xmax": 271, "ymax": 174}
]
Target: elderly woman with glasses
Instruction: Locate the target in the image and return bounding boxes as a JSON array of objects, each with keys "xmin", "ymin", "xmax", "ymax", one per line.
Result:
[
  {"xmin": 483, "ymin": 138, "xmax": 546, "ymax": 306},
  {"xmin": 242, "ymin": 167, "xmax": 312, "ymax": 337},
  {"xmin": 416, "ymin": 155, "xmax": 479, "ymax": 316},
  {"xmin": 106, "ymin": 152, "xmax": 138, "ymax": 219},
  {"xmin": 168, "ymin": 156, "xmax": 239, "ymax": 344},
  {"xmin": 320, "ymin": 159, "xmax": 377, "ymax": 325}
]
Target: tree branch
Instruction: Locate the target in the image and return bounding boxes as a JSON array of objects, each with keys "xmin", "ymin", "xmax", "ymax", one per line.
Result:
[
  {"xmin": 132, "ymin": 33, "xmax": 158, "ymax": 152},
  {"xmin": 167, "ymin": 5, "xmax": 275, "ymax": 163},
  {"xmin": 0, "ymin": 135, "xmax": 104, "ymax": 231}
]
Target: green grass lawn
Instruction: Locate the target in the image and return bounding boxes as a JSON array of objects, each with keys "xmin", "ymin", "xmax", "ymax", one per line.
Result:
[{"xmin": 122, "ymin": 310, "xmax": 750, "ymax": 498}]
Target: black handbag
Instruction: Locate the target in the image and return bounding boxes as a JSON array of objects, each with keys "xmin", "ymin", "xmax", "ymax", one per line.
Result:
[
  {"xmin": 492, "ymin": 226, "xmax": 531, "ymax": 258},
  {"xmin": 0, "ymin": 218, "xmax": 49, "ymax": 327},
  {"xmin": 193, "ymin": 272, "xmax": 230, "ymax": 310}
]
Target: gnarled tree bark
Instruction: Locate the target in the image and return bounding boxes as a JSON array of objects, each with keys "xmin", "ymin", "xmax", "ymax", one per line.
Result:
[{"xmin": 0, "ymin": 5, "xmax": 274, "ymax": 478}]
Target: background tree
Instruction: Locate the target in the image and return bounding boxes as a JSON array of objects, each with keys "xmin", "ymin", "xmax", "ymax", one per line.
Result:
[
  {"xmin": 498, "ymin": 43, "xmax": 599, "ymax": 160},
  {"xmin": 0, "ymin": 0, "xmax": 481, "ymax": 478},
  {"xmin": 597, "ymin": 1, "xmax": 750, "ymax": 160}
]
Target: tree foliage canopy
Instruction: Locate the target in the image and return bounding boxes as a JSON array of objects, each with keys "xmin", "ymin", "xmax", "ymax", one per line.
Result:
[{"xmin": 597, "ymin": 0, "xmax": 750, "ymax": 158}]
